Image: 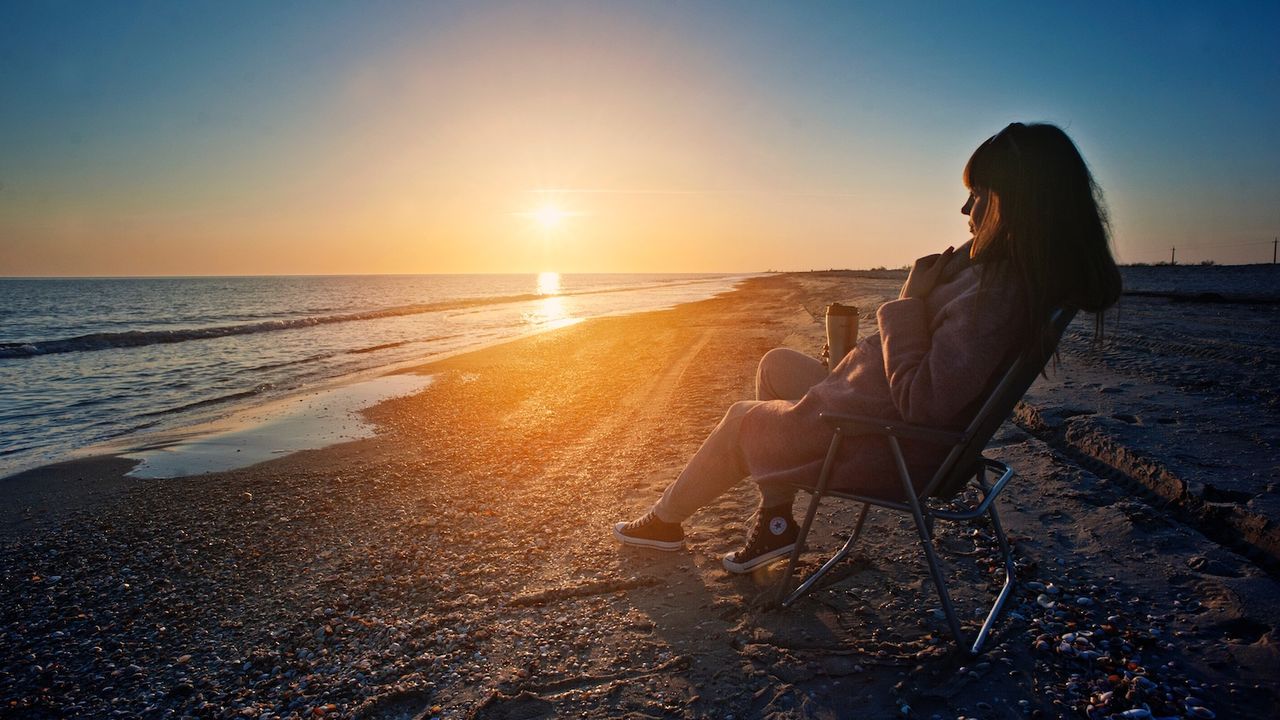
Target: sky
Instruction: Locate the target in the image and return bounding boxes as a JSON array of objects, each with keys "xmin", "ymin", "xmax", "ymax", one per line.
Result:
[{"xmin": 1, "ymin": 1, "xmax": 1278, "ymax": 275}]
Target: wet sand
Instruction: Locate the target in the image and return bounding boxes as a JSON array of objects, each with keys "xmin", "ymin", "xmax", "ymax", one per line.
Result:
[{"xmin": 2, "ymin": 269, "xmax": 1278, "ymax": 718}]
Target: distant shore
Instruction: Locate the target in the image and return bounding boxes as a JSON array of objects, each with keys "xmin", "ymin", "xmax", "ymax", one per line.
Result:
[{"xmin": 2, "ymin": 269, "xmax": 1277, "ymax": 718}]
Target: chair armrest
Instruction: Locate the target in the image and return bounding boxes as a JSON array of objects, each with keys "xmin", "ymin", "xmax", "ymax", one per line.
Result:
[{"xmin": 819, "ymin": 412, "xmax": 966, "ymax": 446}]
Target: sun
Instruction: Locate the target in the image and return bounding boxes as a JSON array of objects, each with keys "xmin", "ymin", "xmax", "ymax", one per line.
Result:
[{"xmin": 531, "ymin": 204, "xmax": 569, "ymax": 229}]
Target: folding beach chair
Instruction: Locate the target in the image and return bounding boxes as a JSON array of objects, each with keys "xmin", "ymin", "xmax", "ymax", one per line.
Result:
[{"xmin": 774, "ymin": 308, "xmax": 1076, "ymax": 655}]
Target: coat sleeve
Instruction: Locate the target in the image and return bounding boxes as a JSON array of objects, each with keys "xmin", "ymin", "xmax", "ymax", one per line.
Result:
[{"xmin": 875, "ymin": 284, "xmax": 1020, "ymax": 427}]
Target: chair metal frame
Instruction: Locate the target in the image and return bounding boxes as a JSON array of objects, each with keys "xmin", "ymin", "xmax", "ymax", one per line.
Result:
[{"xmin": 774, "ymin": 308, "xmax": 1076, "ymax": 655}]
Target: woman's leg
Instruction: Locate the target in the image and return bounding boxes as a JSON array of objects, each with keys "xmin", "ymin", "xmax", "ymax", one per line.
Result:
[
  {"xmin": 753, "ymin": 348, "xmax": 826, "ymax": 507},
  {"xmin": 723, "ymin": 348, "xmax": 825, "ymax": 570},
  {"xmin": 756, "ymin": 347, "xmax": 828, "ymax": 402},
  {"xmin": 652, "ymin": 400, "xmax": 758, "ymax": 523},
  {"xmin": 651, "ymin": 349, "xmax": 827, "ymax": 522}
]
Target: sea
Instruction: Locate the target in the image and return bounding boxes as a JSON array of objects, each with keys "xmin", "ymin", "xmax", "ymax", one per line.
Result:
[{"xmin": 0, "ymin": 273, "xmax": 751, "ymax": 478}]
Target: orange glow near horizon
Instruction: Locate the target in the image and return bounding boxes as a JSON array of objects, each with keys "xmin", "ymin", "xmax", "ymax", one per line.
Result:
[{"xmin": 0, "ymin": 11, "xmax": 972, "ymax": 277}]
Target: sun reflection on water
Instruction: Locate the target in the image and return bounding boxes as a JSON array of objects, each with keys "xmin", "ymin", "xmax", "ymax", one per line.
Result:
[
  {"xmin": 525, "ymin": 272, "xmax": 578, "ymax": 329},
  {"xmin": 536, "ymin": 271, "xmax": 561, "ymax": 296}
]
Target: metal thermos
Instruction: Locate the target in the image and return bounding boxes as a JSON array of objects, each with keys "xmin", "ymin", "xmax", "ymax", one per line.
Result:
[{"xmin": 825, "ymin": 303, "xmax": 859, "ymax": 371}]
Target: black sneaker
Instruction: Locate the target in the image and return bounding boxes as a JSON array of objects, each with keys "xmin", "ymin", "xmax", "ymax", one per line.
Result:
[
  {"xmin": 722, "ymin": 506, "xmax": 798, "ymax": 573},
  {"xmin": 613, "ymin": 511, "xmax": 684, "ymax": 551}
]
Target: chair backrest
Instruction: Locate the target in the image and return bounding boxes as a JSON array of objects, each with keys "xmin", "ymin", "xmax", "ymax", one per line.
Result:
[{"xmin": 923, "ymin": 307, "xmax": 1078, "ymax": 500}]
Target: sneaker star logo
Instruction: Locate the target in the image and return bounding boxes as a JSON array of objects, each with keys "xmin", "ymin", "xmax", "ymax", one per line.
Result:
[{"xmin": 769, "ymin": 517, "xmax": 788, "ymax": 536}]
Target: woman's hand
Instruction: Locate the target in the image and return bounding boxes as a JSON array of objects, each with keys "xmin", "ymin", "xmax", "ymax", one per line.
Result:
[{"xmin": 900, "ymin": 246, "xmax": 955, "ymax": 299}]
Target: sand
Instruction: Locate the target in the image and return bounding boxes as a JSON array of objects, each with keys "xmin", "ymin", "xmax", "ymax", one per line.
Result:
[{"xmin": 2, "ymin": 269, "xmax": 1278, "ymax": 719}]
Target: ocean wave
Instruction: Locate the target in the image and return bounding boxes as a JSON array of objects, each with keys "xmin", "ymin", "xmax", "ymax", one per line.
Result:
[
  {"xmin": 0, "ymin": 277, "xmax": 731, "ymax": 359},
  {"xmin": 348, "ymin": 340, "xmax": 413, "ymax": 354},
  {"xmin": 0, "ymin": 294, "xmax": 547, "ymax": 358},
  {"xmin": 136, "ymin": 383, "xmax": 275, "ymax": 419},
  {"xmin": 245, "ymin": 352, "xmax": 340, "ymax": 374}
]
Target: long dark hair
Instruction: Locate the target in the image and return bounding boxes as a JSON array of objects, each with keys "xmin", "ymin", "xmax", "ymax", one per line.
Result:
[{"xmin": 964, "ymin": 122, "xmax": 1122, "ymax": 355}]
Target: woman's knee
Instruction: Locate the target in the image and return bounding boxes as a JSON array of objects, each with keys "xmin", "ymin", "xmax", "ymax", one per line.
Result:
[
  {"xmin": 756, "ymin": 348, "xmax": 794, "ymax": 393},
  {"xmin": 725, "ymin": 400, "xmax": 757, "ymax": 422},
  {"xmin": 757, "ymin": 347, "xmax": 800, "ymax": 376},
  {"xmin": 757, "ymin": 347, "xmax": 825, "ymax": 401}
]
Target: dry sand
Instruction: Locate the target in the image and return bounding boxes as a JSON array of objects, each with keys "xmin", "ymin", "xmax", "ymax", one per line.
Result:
[{"xmin": 2, "ymin": 269, "xmax": 1278, "ymax": 719}]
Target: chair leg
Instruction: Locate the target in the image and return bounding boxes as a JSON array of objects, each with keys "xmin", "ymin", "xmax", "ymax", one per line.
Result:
[
  {"xmin": 776, "ymin": 489, "xmax": 822, "ymax": 604},
  {"xmin": 781, "ymin": 502, "xmax": 870, "ymax": 607},
  {"xmin": 970, "ymin": 501, "xmax": 1017, "ymax": 654},
  {"xmin": 775, "ymin": 431, "xmax": 844, "ymax": 605},
  {"xmin": 776, "ymin": 435, "xmax": 1019, "ymax": 655},
  {"xmin": 908, "ymin": 500, "xmax": 966, "ymax": 650},
  {"xmin": 887, "ymin": 438, "xmax": 967, "ymax": 651}
]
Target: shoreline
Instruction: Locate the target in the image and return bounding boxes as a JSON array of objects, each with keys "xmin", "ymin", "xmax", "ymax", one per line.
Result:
[
  {"xmin": 0, "ymin": 273, "xmax": 773, "ymax": 532},
  {"xmin": 2, "ymin": 270, "xmax": 1277, "ymax": 718},
  {"xmin": 1, "ymin": 274, "xmax": 756, "ymax": 483},
  {"xmin": 2, "ymin": 271, "xmax": 757, "ymax": 479}
]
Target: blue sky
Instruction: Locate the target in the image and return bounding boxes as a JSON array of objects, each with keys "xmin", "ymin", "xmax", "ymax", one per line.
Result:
[{"xmin": 1, "ymin": 1, "xmax": 1277, "ymax": 274}]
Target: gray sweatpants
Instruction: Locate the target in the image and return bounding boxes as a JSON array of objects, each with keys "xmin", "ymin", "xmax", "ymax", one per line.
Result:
[{"xmin": 652, "ymin": 348, "xmax": 828, "ymax": 523}]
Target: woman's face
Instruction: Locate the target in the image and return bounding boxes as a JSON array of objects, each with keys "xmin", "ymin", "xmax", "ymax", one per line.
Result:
[{"xmin": 961, "ymin": 188, "xmax": 991, "ymax": 255}]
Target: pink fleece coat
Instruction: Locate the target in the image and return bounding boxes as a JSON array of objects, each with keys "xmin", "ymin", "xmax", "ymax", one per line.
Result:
[{"xmin": 742, "ymin": 256, "xmax": 1025, "ymax": 499}]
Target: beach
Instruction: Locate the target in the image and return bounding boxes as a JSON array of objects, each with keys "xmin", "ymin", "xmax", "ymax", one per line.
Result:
[
  {"xmin": 0, "ymin": 273, "xmax": 747, "ymax": 479},
  {"xmin": 2, "ymin": 268, "xmax": 1278, "ymax": 719}
]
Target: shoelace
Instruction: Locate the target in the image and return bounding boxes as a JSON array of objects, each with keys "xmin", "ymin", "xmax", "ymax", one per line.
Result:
[
  {"xmin": 739, "ymin": 512, "xmax": 776, "ymax": 556},
  {"xmin": 626, "ymin": 511, "xmax": 655, "ymax": 529},
  {"xmin": 630, "ymin": 511, "xmax": 673, "ymax": 535}
]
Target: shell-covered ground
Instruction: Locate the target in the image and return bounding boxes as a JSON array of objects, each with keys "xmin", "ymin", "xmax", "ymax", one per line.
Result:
[{"xmin": 2, "ymin": 267, "xmax": 1277, "ymax": 719}]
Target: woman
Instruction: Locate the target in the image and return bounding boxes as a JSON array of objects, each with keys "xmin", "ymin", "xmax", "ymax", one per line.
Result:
[{"xmin": 614, "ymin": 122, "xmax": 1122, "ymax": 573}]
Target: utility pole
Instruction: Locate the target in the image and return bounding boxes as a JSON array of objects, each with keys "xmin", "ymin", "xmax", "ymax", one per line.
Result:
[
  {"xmin": 1171, "ymin": 246, "xmax": 1176, "ymax": 265},
  {"xmin": 1273, "ymin": 237, "xmax": 1277, "ymax": 264}
]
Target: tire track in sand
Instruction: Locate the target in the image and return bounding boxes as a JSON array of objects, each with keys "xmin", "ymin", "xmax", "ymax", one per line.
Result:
[
  {"xmin": 497, "ymin": 324, "xmax": 718, "ymax": 599},
  {"xmin": 525, "ymin": 327, "xmax": 714, "ymax": 491}
]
